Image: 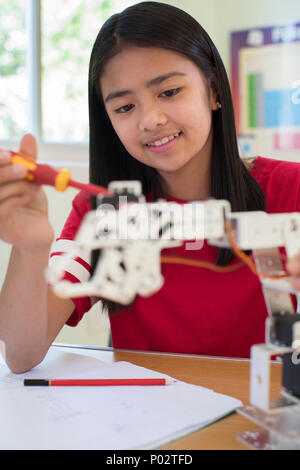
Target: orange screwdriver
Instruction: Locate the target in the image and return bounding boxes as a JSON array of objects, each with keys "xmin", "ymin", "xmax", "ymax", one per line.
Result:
[{"xmin": 5, "ymin": 150, "xmax": 111, "ymax": 197}]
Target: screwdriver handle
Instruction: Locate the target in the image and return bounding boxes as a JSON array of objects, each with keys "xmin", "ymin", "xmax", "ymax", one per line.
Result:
[
  {"xmin": 3, "ymin": 150, "xmax": 110, "ymax": 196},
  {"xmin": 9, "ymin": 151, "xmax": 71, "ymax": 191}
]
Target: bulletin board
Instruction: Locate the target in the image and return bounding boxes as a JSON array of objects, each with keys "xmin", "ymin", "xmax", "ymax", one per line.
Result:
[{"xmin": 231, "ymin": 23, "xmax": 300, "ymax": 160}]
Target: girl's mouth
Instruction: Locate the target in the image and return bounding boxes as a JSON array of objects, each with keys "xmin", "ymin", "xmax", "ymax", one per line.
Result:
[{"xmin": 145, "ymin": 131, "xmax": 182, "ymax": 153}]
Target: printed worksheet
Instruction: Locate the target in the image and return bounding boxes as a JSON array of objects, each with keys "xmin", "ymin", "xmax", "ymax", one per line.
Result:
[{"xmin": 0, "ymin": 348, "xmax": 242, "ymax": 449}]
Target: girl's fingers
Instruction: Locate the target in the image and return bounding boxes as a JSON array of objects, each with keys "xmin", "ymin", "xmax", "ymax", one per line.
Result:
[
  {"xmin": 0, "ymin": 151, "xmax": 12, "ymax": 166},
  {"xmin": 0, "ymin": 150, "xmax": 28, "ymax": 184},
  {"xmin": 0, "ymin": 192, "xmax": 34, "ymax": 213},
  {"xmin": 286, "ymin": 255, "xmax": 300, "ymax": 275},
  {"xmin": 0, "ymin": 180, "xmax": 38, "ymax": 204},
  {"xmin": 19, "ymin": 134, "xmax": 37, "ymax": 161},
  {"xmin": 0, "ymin": 163, "xmax": 27, "ymax": 184},
  {"xmin": 291, "ymin": 276, "xmax": 300, "ymax": 291},
  {"xmin": 286, "ymin": 255, "xmax": 300, "ymax": 291},
  {"xmin": 0, "ymin": 133, "xmax": 37, "ymax": 171},
  {"xmin": 0, "ymin": 193, "xmax": 35, "ymax": 236}
]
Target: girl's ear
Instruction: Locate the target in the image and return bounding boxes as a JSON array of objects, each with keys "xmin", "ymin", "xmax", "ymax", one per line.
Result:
[{"xmin": 209, "ymin": 73, "xmax": 221, "ymax": 111}]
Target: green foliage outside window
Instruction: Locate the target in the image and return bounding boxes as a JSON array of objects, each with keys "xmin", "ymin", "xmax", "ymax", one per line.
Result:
[
  {"xmin": 0, "ymin": 0, "xmax": 27, "ymax": 139},
  {"xmin": 42, "ymin": 0, "xmax": 113, "ymax": 142},
  {"xmin": 0, "ymin": 0, "xmax": 127, "ymax": 142}
]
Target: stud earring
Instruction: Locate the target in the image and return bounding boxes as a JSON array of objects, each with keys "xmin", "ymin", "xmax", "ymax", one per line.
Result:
[{"xmin": 216, "ymin": 101, "xmax": 222, "ymax": 109}]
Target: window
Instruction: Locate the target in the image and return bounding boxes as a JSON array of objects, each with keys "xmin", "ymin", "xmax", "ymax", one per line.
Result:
[
  {"xmin": 42, "ymin": 0, "xmax": 115, "ymax": 143},
  {"xmin": 0, "ymin": 0, "xmax": 28, "ymax": 140},
  {"xmin": 0, "ymin": 0, "xmax": 136, "ymax": 147}
]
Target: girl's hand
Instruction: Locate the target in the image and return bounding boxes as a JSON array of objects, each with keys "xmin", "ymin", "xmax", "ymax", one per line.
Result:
[
  {"xmin": 287, "ymin": 254, "xmax": 300, "ymax": 291},
  {"xmin": 0, "ymin": 134, "xmax": 54, "ymax": 249}
]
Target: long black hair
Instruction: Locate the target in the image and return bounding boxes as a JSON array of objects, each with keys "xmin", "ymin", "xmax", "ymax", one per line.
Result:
[{"xmin": 88, "ymin": 1, "xmax": 265, "ymax": 313}]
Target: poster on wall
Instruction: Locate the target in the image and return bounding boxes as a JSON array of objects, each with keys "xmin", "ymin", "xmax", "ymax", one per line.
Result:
[{"xmin": 231, "ymin": 23, "xmax": 300, "ymax": 161}]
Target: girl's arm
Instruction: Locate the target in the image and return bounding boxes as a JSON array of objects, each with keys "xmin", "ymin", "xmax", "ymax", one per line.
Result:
[
  {"xmin": 0, "ymin": 135, "xmax": 75, "ymax": 373},
  {"xmin": 0, "ymin": 245, "xmax": 75, "ymax": 373}
]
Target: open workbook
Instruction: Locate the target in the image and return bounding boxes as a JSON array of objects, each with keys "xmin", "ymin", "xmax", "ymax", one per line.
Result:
[{"xmin": 0, "ymin": 347, "xmax": 242, "ymax": 450}]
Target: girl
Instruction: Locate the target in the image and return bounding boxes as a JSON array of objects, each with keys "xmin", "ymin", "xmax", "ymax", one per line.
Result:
[{"xmin": 0, "ymin": 1, "xmax": 300, "ymax": 372}]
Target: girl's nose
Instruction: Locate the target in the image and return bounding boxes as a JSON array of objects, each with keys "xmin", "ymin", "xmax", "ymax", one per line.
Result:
[{"xmin": 138, "ymin": 102, "xmax": 168, "ymax": 132}]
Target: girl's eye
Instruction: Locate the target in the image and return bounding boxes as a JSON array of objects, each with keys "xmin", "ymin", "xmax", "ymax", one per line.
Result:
[
  {"xmin": 160, "ymin": 88, "xmax": 181, "ymax": 98},
  {"xmin": 115, "ymin": 104, "xmax": 134, "ymax": 114}
]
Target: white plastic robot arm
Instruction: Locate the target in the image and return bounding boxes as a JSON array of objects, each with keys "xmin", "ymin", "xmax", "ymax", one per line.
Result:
[{"xmin": 46, "ymin": 180, "xmax": 300, "ymax": 305}]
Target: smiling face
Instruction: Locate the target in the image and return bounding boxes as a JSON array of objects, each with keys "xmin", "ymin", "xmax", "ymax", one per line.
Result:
[{"xmin": 100, "ymin": 45, "xmax": 218, "ymax": 199}]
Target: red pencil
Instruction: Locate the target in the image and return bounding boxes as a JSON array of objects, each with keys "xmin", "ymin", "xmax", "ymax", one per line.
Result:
[{"xmin": 24, "ymin": 378, "xmax": 175, "ymax": 386}]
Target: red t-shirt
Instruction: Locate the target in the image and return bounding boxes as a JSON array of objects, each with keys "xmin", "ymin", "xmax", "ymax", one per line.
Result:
[{"xmin": 49, "ymin": 157, "xmax": 300, "ymax": 358}]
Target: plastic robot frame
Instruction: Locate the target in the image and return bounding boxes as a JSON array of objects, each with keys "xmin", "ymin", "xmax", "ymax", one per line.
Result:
[{"xmin": 47, "ymin": 181, "xmax": 300, "ymax": 449}]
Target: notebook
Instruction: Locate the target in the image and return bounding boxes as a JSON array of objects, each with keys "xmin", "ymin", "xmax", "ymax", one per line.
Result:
[{"xmin": 0, "ymin": 347, "xmax": 242, "ymax": 449}]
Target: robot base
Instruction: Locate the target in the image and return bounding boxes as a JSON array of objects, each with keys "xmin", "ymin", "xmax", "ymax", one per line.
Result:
[{"xmin": 237, "ymin": 399, "xmax": 300, "ymax": 450}]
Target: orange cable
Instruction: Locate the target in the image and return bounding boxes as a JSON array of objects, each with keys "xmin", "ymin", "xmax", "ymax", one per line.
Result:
[
  {"xmin": 160, "ymin": 256, "xmax": 244, "ymax": 273},
  {"xmin": 160, "ymin": 222, "xmax": 289, "ymax": 280},
  {"xmin": 223, "ymin": 221, "xmax": 289, "ymax": 279}
]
